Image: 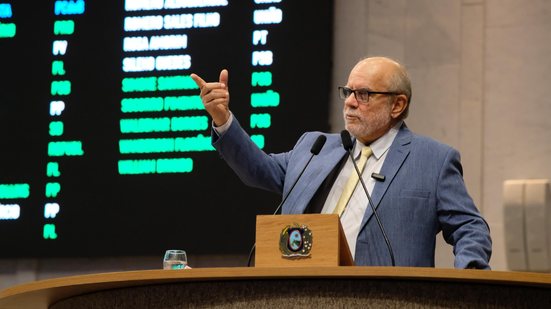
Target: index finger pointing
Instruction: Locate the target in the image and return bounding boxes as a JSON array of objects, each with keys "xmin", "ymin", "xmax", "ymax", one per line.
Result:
[{"xmin": 190, "ymin": 73, "xmax": 206, "ymax": 89}]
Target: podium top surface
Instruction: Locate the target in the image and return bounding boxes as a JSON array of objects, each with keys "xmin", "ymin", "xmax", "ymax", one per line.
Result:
[{"xmin": 1, "ymin": 267, "xmax": 551, "ymax": 309}]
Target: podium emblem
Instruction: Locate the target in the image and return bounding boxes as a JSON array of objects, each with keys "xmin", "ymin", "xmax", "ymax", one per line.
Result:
[{"xmin": 279, "ymin": 223, "xmax": 313, "ymax": 258}]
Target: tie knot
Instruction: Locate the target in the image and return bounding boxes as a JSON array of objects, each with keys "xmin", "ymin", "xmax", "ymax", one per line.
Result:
[{"xmin": 361, "ymin": 146, "xmax": 372, "ymax": 158}]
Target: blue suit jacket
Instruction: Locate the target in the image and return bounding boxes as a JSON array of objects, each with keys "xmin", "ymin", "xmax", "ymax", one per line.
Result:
[{"xmin": 213, "ymin": 119, "xmax": 492, "ymax": 269}]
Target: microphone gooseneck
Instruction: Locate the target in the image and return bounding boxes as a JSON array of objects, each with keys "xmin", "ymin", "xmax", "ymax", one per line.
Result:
[
  {"xmin": 270, "ymin": 135, "xmax": 327, "ymax": 216},
  {"xmin": 246, "ymin": 134, "xmax": 327, "ymax": 267},
  {"xmin": 340, "ymin": 130, "xmax": 396, "ymax": 266}
]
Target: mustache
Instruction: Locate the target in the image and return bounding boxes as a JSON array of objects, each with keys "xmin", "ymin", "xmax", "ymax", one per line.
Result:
[{"xmin": 345, "ymin": 112, "xmax": 362, "ymax": 118}]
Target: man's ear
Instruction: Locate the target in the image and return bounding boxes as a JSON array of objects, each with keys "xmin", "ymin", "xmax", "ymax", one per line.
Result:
[{"xmin": 390, "ymin": 94, "xmax": 408, "ymax": 119}]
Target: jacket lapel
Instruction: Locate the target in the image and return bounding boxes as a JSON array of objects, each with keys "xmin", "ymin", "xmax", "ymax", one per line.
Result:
[
  {"xmin": 286, "ymin": 136, "xmax": 347, "ymax": 214},
  {"xmin": 358, "ymin": 124, "xmax": 412, "ymax": 231}
]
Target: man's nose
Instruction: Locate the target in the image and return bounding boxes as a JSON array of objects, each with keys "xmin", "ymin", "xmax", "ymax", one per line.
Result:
[{"xmin": 344, "ymin": 93, "xmax": 359, "ymax": 108}]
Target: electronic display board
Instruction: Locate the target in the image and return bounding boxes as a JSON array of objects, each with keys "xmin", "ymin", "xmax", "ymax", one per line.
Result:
[{"xmin": 0, "ymin": 0, "xmax": 333, "ymax": 257}]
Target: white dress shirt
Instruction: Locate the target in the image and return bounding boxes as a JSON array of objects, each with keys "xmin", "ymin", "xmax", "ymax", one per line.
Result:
[{"xmin": 321, "ymin": 122, "xmax": 401, "ymax": 259}]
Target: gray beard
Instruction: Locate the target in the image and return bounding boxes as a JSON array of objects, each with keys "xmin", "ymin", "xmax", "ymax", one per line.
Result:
[{"xmin": 344, "ymin": 108, "xmax": 392, "ymax": 143}]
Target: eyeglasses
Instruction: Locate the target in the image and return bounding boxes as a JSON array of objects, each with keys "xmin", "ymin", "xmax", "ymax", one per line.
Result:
[{"xmin": 338, "ymin": 86, "xmax": 400, "ymax": 104}]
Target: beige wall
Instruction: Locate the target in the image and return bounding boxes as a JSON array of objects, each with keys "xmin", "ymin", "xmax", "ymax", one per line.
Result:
[{"xmin": 332, "ymin": 0, "xmax": 551, "ymax": 270}]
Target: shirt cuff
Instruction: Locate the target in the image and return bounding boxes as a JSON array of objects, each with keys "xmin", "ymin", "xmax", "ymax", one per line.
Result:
[{"xmin": 213, "ymin": 112, "xmax": 233, "ymax": 135}]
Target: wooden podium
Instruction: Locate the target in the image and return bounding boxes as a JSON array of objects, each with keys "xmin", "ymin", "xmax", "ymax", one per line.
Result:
[
  {"xmin": 1, "ymin": 267, "xmax": 551, "ymax": 308},
  {"xmin": 255, "ymin": 214, "xmax": 353, "ymax": 267},
  {"xmin": 3, "ymin": 215, "xmax": 551, "ymax": 308}
]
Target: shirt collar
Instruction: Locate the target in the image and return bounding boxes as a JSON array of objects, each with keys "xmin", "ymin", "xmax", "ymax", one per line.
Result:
[{"xmin": 352, "ymin": 121, "xmax": 403, "ymax": 160}]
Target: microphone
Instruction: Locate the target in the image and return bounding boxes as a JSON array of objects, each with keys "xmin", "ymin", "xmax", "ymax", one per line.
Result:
[
  {"xmin": 246, "ymin": 134, "xmax": 327, "ymax": 266},
  {"xmin": 340, "ymin": 130, "xmax": 396, "ymax": 266}
]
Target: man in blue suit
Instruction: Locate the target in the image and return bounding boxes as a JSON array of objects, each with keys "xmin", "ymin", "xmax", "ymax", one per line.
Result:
[{"xmin": 191, "ymin": 56, "xmax": 492, "ymax": 269}]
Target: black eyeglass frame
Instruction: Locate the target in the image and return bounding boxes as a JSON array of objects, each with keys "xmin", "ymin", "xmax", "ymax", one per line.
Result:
[{"xmin": 338, "ymin": 86, "xmax": 401, "ymax": 103}]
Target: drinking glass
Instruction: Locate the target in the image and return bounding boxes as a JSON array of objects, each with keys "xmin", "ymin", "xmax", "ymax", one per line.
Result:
[{"xmin": 163, "ymin": 249, "xmax": 187, "ymax": 270}]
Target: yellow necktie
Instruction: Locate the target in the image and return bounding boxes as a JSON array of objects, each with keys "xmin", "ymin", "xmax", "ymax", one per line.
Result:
[{"xmin": 333, "ymin": 146, "xmax": 372, "ymax": 217}]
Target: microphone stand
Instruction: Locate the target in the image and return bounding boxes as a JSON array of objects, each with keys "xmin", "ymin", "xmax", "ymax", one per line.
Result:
[{"xmin": 341, "ymin": 130, "xmax": 395, "ymax": 266}]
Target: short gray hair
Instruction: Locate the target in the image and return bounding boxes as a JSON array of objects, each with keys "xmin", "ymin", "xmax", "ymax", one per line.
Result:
[{"xmin": 387, "ymin": 61, "xmax": 412, "ymax": 119}]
